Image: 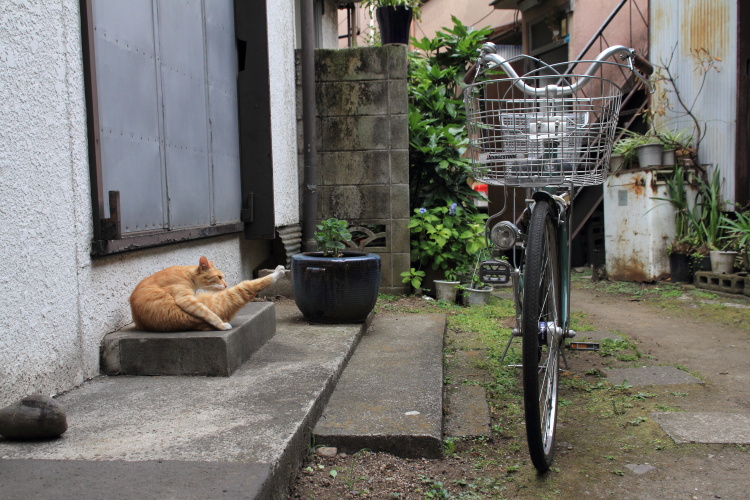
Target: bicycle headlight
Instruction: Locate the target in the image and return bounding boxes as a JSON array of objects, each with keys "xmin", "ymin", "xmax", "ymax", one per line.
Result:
[{"xmin": 490, "ymin": 221, "xmax": 520, "ymax": 250}]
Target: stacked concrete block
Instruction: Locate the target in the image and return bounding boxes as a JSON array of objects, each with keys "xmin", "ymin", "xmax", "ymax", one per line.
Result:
[
  {"xmin": 298, "ymin": 45, "xmax": 410, "ymax": 294},
  {"xmin": 694, "ymin": 271, "xmax": 746, "ymax": 295}
]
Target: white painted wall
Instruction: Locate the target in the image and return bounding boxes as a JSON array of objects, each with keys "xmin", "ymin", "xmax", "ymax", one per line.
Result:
[
  {"xmin": 0, "ymin": 0, "xmax": 290, "ymax": 407},
  {"xmin": 268, "ymin": 0, "xmax": 300, "ymax": 227}
]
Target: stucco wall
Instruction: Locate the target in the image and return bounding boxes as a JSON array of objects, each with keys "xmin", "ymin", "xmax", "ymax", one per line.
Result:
[
  {"xmin": 268, "ymin": 0, "xmax": 300, "ymax": 227},
  {"xmin": 0, "ymin": 0, "xmax": 275, "ymax": 407}
]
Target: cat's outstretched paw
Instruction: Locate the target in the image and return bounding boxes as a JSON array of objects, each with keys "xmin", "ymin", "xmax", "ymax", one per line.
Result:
[
  {"xmin": 272, "ymin": 265, "xmax": 286, "ymax": 281},
  {"xmin": 218, "ymin": 322, "xmax": 232, "ymax": 331}
]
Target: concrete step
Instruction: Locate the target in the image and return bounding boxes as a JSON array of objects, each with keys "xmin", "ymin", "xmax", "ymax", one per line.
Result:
[
  {"xmin": 100, "ymin": 302, "xmax": 276, "ymax": 377},
  {"xmin": 313, "ymin": 314, "xmax": 446, "ymax": 459},
  {"xmin": 0, "ymin": 302, "xmax": 368, "ymax": 500}
]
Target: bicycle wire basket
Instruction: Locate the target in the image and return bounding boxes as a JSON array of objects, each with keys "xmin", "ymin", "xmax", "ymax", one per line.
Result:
[{"xmin": 464, "ymin": 60, "xmax": 626, "ymax": 188}]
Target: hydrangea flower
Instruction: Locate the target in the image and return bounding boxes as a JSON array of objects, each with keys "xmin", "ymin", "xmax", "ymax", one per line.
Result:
[
  {"xmin": 419, "ymin": 207, "xmax": 427, "ymax": 214},
  {"xmin": 448, "ymin": 202, "xmax": 458, "ymax": 215}
]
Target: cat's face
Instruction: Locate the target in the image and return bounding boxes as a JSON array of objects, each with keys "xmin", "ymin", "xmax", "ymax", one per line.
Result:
[{"xmin": 197, "ymin": 257, "xmax": 228, "ymax": 290}]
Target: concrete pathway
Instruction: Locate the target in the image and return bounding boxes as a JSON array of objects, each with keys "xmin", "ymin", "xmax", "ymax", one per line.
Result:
[{"xmin": 0, "ymin": 303, "xmax": 367, "ymax": 499}]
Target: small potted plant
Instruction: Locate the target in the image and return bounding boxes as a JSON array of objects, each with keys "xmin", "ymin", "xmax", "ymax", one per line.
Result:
[
  {"xmin": 611, "ymin": 130, "xmax": 642, "ymax": 171},
  {"xmin": 360, "ymin": 0, "xmax": 421, "ymax": 45},
  {"xmin": 720, "ymin": 209, "xmax": 750, "ymax": 272},
  {"xmin": 291, "ymin": 218, "xmax": 381, "ymax": 323},
  {"xmin": 461, "ymin": 273, "xmax": 492, "ymax": 306},
  {"xmin": 634, "ymin": 133, "xmax": 663, "ymax": 168},
  {"xmin": 656, "ymin": 129, "xmax": 692, "ymax": 168},
  {"xmin": 433, "ymin": 268, "xmax": 461, "ymax": 303}
]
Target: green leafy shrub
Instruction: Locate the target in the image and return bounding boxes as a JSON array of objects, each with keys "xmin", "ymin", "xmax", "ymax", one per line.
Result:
[
  {"xmin": 408, "ymin": 204, "xmax": 487, "ymax": 278},
  {"xmin": 408, "ymin": 17, "xmax": 492, "ymax": 211},
  {"xmin": 405, "ymin": 18, "xmax": 491, "ymax": 279}
]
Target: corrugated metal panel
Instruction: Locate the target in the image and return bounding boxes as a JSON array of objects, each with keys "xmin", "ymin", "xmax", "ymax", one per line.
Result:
[
  {"xmin": 205, "ymin": 0, "xmax": 242, "ymax": 225},
  {"xmin": 92, "ymin": 0, "xmax": 241, "ymax": 235},
  {"xmin": 650, "ymin": 0, "xmax": 737, "ymax": 205},
  {"xmin": 93, "ymin": 0, "xmax": 166, "ymax": 233},
  {"xmin": 158, "ymin": 0, "xmax": 212, "ymax": 230}
]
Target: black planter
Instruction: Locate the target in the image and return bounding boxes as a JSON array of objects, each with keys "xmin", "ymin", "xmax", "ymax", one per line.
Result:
[
  {"xmin": 669, "ymin": 252, "xmax": 691, "ymax": 283},
  {"xmin": 291, "ymin": 251, "xmax": 381, "ymax": 323},
  {"xmin": 376, "ymin": 6, "xmax": 413, "ymax": 45},
  {"xmin": 690, "ymin": 254, "xmax": 711, "ymax": 274}
]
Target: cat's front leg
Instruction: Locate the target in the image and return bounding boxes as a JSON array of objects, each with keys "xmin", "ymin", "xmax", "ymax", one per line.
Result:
[{"xmin": 174, "ymin": 292, "xmax": 231, "ymax": 331}]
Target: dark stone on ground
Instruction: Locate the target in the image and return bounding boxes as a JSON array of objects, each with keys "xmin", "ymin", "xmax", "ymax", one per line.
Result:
[{"xmin": 0, "ymin": 395, "xmax": 68, "ymax": 440}]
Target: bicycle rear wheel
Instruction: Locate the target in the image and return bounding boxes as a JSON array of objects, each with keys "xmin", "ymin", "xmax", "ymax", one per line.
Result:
[{"xmin": 521, "ymin": 199, "xmax": 563, "ymax": 472}]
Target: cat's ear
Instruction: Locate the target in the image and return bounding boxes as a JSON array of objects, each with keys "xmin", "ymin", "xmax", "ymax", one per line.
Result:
[{"xmin": 199, "ymin": 256, "xmax": 210, "ymax": 271}]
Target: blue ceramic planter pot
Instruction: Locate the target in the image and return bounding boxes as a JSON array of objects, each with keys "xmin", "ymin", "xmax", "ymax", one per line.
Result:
[{"xmin": 291, "ymin": 252, "xmax": 381, "ymax": 323}]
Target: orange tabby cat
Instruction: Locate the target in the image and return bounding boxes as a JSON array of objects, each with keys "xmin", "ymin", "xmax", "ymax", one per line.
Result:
[{"xmin": 129, "ymin": 257, "xmax": 285, "ymax": 332}]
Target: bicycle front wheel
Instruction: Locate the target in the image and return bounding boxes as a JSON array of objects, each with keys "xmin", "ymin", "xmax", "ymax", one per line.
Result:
[{"xmin": 521, "ymin": 199, "xmax": 563, "ymax": 472}]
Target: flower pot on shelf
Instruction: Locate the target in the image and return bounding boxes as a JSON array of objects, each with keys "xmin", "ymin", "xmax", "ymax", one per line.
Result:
[
  {"xmin": 433, "ymin": 280, "xmax": 459, "ymax": 303},
  {"xmin": 669, "ymin": 252, "xmax": 691, "ymax": 283},
  {"xmin": 376, "ymin": 6, "xmax": 413, "ymax": 45},
  {"xmin": 635, "ymin": 143, "xmax": 663, "ymax": 168},
  {"xmin": 709, "ymin": 250, "xmax": 737, "ymax": 275},
  {"xmin": 609, "ymin": 154, "xmax": 625, "ymax": 173},
  {"xmin": 461, "ymin": 286, "xmax": 492, "ymax": 306},
  {"xmin": 291, "ymin": 251, "xmax": 381, "ymax": 323},
  {"xmin": 662, "ymin": 149, "xmax": 676, "ymax": 167}
]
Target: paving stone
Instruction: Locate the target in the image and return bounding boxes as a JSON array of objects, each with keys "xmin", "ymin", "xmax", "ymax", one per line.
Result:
[
  {"xmin": 652, "ymin": 412, "xmax": 750, "ymax": 444},
  {"xmin": 625, "ymin": 463, "xmax": 656, "ymax": 474},
  {"xmin": 444, "ymin": 385, "xmax": 490, "ymax": 438},
  {"xmin": 605, "ymin": 366, "xmax": 703, "ymax": 387}
]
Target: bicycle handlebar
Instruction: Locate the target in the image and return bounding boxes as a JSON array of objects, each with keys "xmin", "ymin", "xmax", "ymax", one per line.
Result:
[{"xmin": 465, "ymin": 42, "xmax": 653, "ymax": 95}]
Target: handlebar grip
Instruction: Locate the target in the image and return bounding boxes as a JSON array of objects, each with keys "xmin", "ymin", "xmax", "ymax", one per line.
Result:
[
  {"xmin": 463, "ymin": 63, "xmax": 479, "ymax": 85},
  {"xmin": 633, "ymin": 52, "xmax": 654, "ymax": 76}
]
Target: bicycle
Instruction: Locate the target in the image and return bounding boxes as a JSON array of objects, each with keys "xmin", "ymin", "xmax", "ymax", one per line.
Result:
[{"xmin": 463, "ymin": 43, "xmax": 652, "ymax": 472}]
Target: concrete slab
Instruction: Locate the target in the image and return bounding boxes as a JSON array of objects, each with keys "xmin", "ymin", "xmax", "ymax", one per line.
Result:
[
  {"xmin": 0, "ymin": 459, "xmax": 270, "ymax": 500},
  {"xmin": 101, "ymin": 302, "xmax": 275, "ymax": 377},
  {"xmin": 605, "ymin": 366, "xmax": 703, "ymax": 387},
  {"xmin": 651, "ymin": 412, "xmax": 750, "ymax": 444},
  {"xmin": 444, "ymin": 385, "xmax": 490, "ymax": 438},
  {"xmin": 444, "ymin": 350, "xmax": 491, "ymax": 438},
  {"xmin": 313, "ymin": 314, "xmax": 446, "ymax": 458},
  {"xmin": 0, "ymin": 303, "xmax": 367, "ymax": 499}
]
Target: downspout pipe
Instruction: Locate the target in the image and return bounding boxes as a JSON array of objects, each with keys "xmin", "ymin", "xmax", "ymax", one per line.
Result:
[{"xmin": 300, "ymin": 0, "xmax": 319, "ymax": 251}]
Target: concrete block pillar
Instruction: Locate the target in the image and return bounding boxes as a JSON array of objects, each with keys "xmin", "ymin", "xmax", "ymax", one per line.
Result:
[{"xmin": 297, "ymin": 45, "xmax": 410, "ymax": 294}]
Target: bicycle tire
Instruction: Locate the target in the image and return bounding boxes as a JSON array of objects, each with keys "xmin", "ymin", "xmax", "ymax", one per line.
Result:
[{"xmin": 521, "ymin": 199, "xmax": 562, "ymax": 472}]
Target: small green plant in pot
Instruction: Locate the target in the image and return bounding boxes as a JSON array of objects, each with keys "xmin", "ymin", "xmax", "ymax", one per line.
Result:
[
  {"xmin": 291, "ymin": 218, "xmax": 381, "ymax": 323},
  {"xmin": 720, "ymin": 209, "xmax": 750, "ymax": 271},
  {"xmin": 314, "ymin": 218, "xmax": 352, "ymax": 257}
]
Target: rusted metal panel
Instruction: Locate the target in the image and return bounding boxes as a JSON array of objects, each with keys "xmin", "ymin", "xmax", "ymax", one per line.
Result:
[
  {"xmin": 650, "ymin": 0, "xmax": 737, "ymax": 205},
  {"xmin": 603, "ymin": 170, "xmax": 681, "ymax": 282}
]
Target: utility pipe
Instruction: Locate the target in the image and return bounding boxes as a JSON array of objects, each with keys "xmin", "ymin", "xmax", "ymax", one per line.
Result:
[{"xmin": 300, "ymin": 0, "xmax": 318, "ymax": 251}]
